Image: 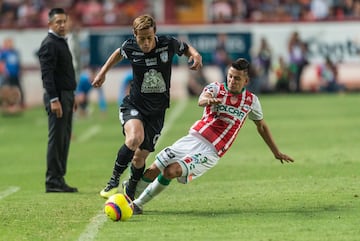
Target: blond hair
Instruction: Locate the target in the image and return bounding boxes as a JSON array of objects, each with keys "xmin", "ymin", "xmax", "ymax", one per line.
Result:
[{"xmin": 133, "ymin": 14, "xmax": 156, "ymax": 34}]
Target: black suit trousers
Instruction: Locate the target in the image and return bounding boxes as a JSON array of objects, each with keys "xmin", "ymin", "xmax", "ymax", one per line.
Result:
[{"xmin": 44, "ymin": 90, "xmax": 74, "ymax": 186}]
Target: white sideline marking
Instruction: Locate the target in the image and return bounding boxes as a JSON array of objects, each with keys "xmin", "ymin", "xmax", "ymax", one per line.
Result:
[
  {"xmin": 0, "ymin": 186, "xmax": 20, "ymax": 200},
  {"xmin": 77, "ymin": 99, "xmax": 188, "ymax": 241},
  {"xmin": 77, "ymin": 211, "xmax": 107, "ymax": 241},
  {"xmin": 77, "ymin": 125, "xmax": 101, "ymax": 143}
]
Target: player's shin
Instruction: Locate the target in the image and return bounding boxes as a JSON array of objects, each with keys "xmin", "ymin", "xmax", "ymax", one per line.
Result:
[
  {"xmin": 134, "ymin": 174, "xmax": 171, "ymax": 207},
  {"xmin": 135, "ymin": 176, "xmax": 152, "ymax": 197},
  {"xmin": 110, "ymin": 144, "xmax": 135, "ymax": 184},
  {"xmin": 126, "ymin": 164, "xmax": 145, "ymax": 199}
]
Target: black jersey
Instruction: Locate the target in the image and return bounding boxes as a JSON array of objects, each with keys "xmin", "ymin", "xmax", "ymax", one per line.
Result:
[{"xmin": 120, "ymin": 35, "xmax": 189, "ymax": 115}]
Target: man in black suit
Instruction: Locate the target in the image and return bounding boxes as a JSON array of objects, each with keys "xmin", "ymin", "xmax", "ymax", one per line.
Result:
[{"xmin": 38, "ymin": 8, "xmax": 78, "ymax": 193}]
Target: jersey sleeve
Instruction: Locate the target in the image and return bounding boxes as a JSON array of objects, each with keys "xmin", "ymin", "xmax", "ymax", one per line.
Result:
[
  {"xmin": 248, "ymin": 95, "xmax": 264, "ymax": 120},
  {"xmin": 169, "ymin": 36, "xmax": 189, "ymax": 56},
  {"xmin": 200, "ymin": 82, "xmax": 219, "ymax": 98},
  {"xmin": 120, "ymin": 39, "xmax": 130, "ymax": 59}
]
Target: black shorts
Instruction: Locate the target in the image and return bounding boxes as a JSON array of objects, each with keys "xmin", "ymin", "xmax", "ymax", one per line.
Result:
[{"xmin": 119, "ymin": 101, "xmax": 165, "ymax": 152}]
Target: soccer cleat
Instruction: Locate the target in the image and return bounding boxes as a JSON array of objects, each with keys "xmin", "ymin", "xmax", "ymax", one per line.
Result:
[
  {"xmin": 122, "ymin": 179, "xmax": 149, "ymax": 199},
  {"xmin": 132, "ymin": 203, "xmax": 143, "ymax": 215},
  {"xmin": 122, "ymin": 180, "xmax": 135, "ymax": 201},
  {"xmin": 100, "ymin": 183, "xmax": 119, "ymax": 199}
]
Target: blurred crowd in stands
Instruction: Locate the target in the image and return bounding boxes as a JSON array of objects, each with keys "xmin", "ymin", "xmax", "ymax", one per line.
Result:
[
  {"xmin": 0, "ymin": 0, "xmax": 360, "ymax": 29},
  {"xmin": 0, "ymin": 0, "xmax": 354, "ymax": 115}
]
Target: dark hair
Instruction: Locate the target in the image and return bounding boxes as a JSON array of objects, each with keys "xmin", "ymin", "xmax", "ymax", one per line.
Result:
[
  {"xmin": 231, "ymin": 58, "xmax": 249, "ymax": 72},
  {"xmin": 48, "ymin": 8, "xmax": 66, "ymax": 21}
]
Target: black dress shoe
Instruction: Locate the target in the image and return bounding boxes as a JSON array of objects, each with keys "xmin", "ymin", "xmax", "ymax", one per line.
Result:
[{"xmin": 46, "ymin": 183, "xmax": 78, "ymax": 193}]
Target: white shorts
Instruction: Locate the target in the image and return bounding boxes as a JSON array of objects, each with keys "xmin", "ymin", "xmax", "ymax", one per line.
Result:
[{"xmin": 154, "ymin": 134, "xmax": 219, "ymax": 184}]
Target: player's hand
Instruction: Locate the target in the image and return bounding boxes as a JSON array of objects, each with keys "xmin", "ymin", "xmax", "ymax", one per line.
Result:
[
  {"xmin": 207, "ymin": 97, "xmax": 222, "ymax": 105},
  {"xmin": 188, "ymin": 54, "xmax": 203, "ymax": 70},
  {"xmin": 274, "ymin": 152, "xmax": 294, "ymax": 164},
  {"xmin": 92, "ymin": 73, "xmax": 105, "ymax": 88}
]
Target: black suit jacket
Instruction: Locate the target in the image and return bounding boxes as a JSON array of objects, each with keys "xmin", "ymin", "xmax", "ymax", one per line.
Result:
[{"xmin": 38, "ymin": 32, "xmax": 76, "ymax": 100}]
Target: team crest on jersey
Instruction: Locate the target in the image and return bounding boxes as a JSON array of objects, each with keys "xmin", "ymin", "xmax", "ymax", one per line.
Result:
[
  {"xmin": 130, "ymin": 109, "xmax": 139, "ymax": 116},
  {"xmin": 160, "ymin": 51, "xmax": 168, "ymax": 63}
]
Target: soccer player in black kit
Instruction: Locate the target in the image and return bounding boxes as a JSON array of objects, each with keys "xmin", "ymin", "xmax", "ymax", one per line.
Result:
[{"xmin": 92, "ymin": 14, "xmax": 203, "ymax": 199}]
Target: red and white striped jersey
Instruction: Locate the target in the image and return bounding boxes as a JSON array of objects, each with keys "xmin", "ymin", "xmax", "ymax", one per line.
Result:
[{"xmin": 190, "ymin": 82, "xmax": 263, "ymax": 157}]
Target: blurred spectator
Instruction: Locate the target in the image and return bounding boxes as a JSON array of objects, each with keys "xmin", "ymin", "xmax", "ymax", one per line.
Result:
[
  {"xmin": 212, "ymin": 33, "xmax": 232, "ymax": 82},
  {"xmin": 232, "ymin": 0, "xmax": 247, "ymax": 21},
  {"xmin": 310, "ymin": 0, "xmax": 330, "ymax": 20},
  {"xmin": 287, "ymin": 31, "xmax": 308, "ymax": 92},
  {"xmin": 74, "ymin": 0, "xmax": 104, "ymax": 26},
  {"xmin": 259, "ymin": 0, "xmax": 279, "ymax": 21},
  {"xmin": 250, "ymin": 37, "xmax": 272, "ymax": 93},
  {"xmin": 187, "ymin": 68, "xmax": 209, "ymax": 97},
  {"xmin": 0, "ymin": 37, "xmax": 24, "ymax": 109},
  {"xmin": 283, "ymin": 0, "xmax": 303, "ymax": 21},
  {"xmin": 211, "ymin": 0, "xmax": 233, "ymax": 23},
  {"xmin": 317, "ymin": 56, "xmax": 346, "ymax": 93},
  {"xmin": 75, "ymin": 67, "xmax": 107, "ymax": 117},
  {"xmin": 68, "ymin": 16, "xmax": 82, "ymax": 82},
  {"xmin": 103, "ymin": 0, "xmax": 120, "ymax": 25},
  {"xmin": 118, "ymin": 68, "xmax": 133, "ymax": 106},
  {"xmin": 17, "ymin": 0, "xmax": 38, "ymax": 27},
  {"xmin": 1, "ymin": 0, "xmax": 360, "ymax": 28},
  {"xmin": 0, "ymin": 0, "xmax": 17, "ymax": 28},
  {"xmin": 0, "ymin": 84, "xmax": 21, "ymax": 115},
  {"xmin": 353, "ymin": 0, "xmax": 360, "ymax": 18},
  {"xmin": 117, "ymin": 0, "xmax": 150, "ymax": 25},
  {"xmin": 274, "ymin": 56, "xmax": 291, "ymax": 93}
]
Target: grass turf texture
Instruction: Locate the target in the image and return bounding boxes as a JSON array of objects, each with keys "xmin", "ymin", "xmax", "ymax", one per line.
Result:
[{"xmin": 0, "ymin": 93, "xmax": 359, "ymax": 241}]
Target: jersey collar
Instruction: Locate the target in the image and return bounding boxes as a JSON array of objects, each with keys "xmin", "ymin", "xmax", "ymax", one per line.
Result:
[{"xmin": 223, "ymin": 81, "xmax": 245, "ymax": 95}]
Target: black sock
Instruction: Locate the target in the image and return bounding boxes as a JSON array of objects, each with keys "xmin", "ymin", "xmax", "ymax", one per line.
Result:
[
  {"xmin": 130, "ymin": 163, "xmax": 145, "ymax": 182},
  {"xmin": 109, "ymin": 144, "xmax": 135, "ymax": 184},
  {"xmin": 127, "ymin": 164, "xmax": 145, "ymax": 197}
]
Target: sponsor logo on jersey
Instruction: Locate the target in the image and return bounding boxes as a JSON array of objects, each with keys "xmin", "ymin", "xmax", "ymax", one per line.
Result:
[
  {"xmin": 145, "ymin": 58, "xmax": 157, "ymax": 66},
  {"xmin": 131, "ymin": 51, "xmax": 144, "ymax": 56},
  {"xmin": 184, "ymin": 157, "xmax": 192, "ymax": 164},
  {"xmin": 155, "ymin": 46, "xmax": 169, "ymax": 53},
  {"xmin": 141, "ymin": 69, "xmax": 166, "ymax": 93},
  {"xmin": 160, "ymin": 51, "xmax": 169, "ymax": 63},
  {"xmin": 216, "ymin": 104, "xmax": 249, "ymax": 121}
]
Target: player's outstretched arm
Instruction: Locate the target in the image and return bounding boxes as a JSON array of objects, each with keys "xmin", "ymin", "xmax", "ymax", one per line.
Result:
[
  {"xmin": 253, "ymin": 119, "xmax": 294, "ymax": 164},
  {"xmin": 198, "ymin": 92, "xmax": 222, "ymax": 107},
  {"xmin": 185, "ymin": 45, "xmax": 202, "ymax": 70},
  {"xmin": 92, "ymin": 48, "xmax": 123, "ymax": 88}
]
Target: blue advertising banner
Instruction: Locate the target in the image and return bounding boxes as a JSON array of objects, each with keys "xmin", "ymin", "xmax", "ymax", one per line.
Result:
[{"xmin": 89, "ymin": 31, "xmax": 251, "ymax": 67}]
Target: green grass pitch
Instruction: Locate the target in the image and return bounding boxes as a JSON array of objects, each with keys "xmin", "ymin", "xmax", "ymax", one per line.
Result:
[{"xmin": 0, "ymin": 93, "xmax": 359, "ymax": 241}]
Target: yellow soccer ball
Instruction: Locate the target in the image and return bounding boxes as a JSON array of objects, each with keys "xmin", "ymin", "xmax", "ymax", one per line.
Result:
[{"xmin": 104, "ymin": 193, "xmax": 133, "ymax": 221}]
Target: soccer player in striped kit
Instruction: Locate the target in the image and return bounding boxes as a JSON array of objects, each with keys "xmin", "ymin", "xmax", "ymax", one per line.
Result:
[{"xmin": 131, "ymin": 58, "xmax": 294, "ymax": 214}]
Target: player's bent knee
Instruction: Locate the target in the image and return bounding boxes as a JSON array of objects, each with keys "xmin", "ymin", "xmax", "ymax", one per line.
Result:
[
  {"xmin": 125, "ymin": 137, "xmax": 143, "ymax": 150},
  {"xmin": 163, "ymin": 163, "xmax": 182, "ymax": 179},
  {"xmin": 143, "ymin": 165, "xmax": 161, "ymax": 181}
]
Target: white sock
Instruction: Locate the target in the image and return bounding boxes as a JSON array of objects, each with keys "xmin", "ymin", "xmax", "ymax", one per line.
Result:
[
  {"xmin": 134, "ymin": 175, "xmax": 170, "ymax": 207},
  {"xmin": 135, "ymin": 178, "xmax": 151, "ymax": 197}
]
